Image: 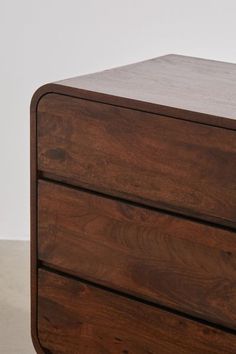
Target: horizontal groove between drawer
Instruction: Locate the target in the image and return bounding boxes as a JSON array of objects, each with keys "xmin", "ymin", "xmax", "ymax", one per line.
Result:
[
  {"xmin": 38, "ymin": 172, "xmax": 236, "ymax": 233},
  {"xmin": 38, "ymin": 262, "xmax": 236, "ymax": 336}
]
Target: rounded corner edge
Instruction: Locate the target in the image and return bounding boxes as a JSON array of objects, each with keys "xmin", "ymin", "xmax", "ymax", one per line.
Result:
[
  {"xmin": 31, "ymin": 327, "xmax": 45, "ymax": 354},
  {"xmin": 30, "ymin": 83, "xmax": 58, "ymax": 115}
]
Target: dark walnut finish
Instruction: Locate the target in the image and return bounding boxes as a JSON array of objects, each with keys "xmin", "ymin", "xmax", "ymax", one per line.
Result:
[
  {"xmin": 56, "ymin": 54, "xmax": 236, "ymax": 129},
  {"xmin": 31, "ymin": 54, "xmax": 236, "ymax": 354},
  {"xmin": 38, "ymin": 269, "xmax": 236, "ymax": 354},
  {"xmin": 38, "ymin": 180, "xmax": 236, "ymax": 330},
  {"xmin": 37, "ymin": 93, "xmax": 236, "ymax": 229}
]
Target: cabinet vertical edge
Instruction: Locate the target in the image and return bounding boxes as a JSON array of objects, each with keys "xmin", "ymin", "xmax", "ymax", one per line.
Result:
[{"xmin": 30, "ymin": 84, "xmax": 59, "ymax": 353}]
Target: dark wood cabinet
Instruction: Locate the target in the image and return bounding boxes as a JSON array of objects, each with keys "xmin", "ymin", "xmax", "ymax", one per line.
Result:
[{"xmin": 31, "ymin": 54, "xmax": 236, "ymax": 353}]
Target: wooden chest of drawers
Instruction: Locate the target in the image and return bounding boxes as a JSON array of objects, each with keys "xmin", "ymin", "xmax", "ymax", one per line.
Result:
[{"xmin": 31, "ymin": 54, "xmax": 236, "ymax": 353}]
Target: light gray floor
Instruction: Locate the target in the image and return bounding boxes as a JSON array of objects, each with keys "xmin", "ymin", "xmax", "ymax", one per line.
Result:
[{"xmin": 0, "ymin": 240, "xmax": 35, "ymax": 353}]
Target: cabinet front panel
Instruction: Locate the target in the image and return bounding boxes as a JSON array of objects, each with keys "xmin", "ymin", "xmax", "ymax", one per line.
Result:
[
  {"xmin": 38, "ymin": 269, "xmax": 236, "ymax": 354},
  {"xmin": 37, "ymin": 94, "xmax": 236, "ymax": 228},
  {"xmin": 38, "ymin": 180, "xmax": 236, "ymax": 329}
]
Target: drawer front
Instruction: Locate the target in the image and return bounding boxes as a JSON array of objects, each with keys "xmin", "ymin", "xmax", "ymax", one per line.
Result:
[
  {"xmin": 37, "ymin": 94, "xmax": 236, "ymax": 228},
  {"xmin": 38, "ymin": 269, "xmax": 236, "ymax": 354},
  {"xmin": 38, "ymin": 180, "xmax": 236, "ymax": 329}
]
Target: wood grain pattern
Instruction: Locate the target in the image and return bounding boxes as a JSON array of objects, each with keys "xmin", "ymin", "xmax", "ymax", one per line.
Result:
[
  {"xmin": 37, "ymin": 93, "xmax": 236, "ymax": 228},
  {"xmin": 38, "ymin": 269, "xmax": 236, "ymax": 354},
  {"xmin": 57, "ymin": 54, "xmax": 236, "ymax": 127},
  {"xmin": 38, "ymin": 180, "xmax": 236, "ymax": 330},
  {"xmin": 32, "ymin": 55, "xmax": 236, "ymax": 353},
  {"xmin": 31, "ymin": 55, "xmax": 236, "ymax": 132}
]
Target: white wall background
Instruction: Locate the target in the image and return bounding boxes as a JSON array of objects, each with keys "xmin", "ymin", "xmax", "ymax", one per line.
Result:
[{"xmin": 0, "ymin": 0, "xmax": 236, "ymax": 240}]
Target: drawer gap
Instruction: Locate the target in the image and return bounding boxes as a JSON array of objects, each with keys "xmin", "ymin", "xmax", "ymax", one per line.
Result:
[
  {"xmin": 37, "ymin": 173, "xmax": 236, "ymax": 233},
  {"xmin": 38, "ymin": 262, "xmax": 236, "ymax": 336}
]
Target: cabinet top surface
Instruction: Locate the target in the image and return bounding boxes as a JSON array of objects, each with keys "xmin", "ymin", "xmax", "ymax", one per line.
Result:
[{"xmin": 56, "ymin": 54, "xmax": 236, "ymax": 127}]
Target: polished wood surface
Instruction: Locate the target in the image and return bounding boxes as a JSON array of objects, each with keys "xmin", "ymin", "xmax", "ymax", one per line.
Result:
[
  {"xmin": 38, "ymin": 93, "xmax": 236, "ymax": 228},
  {"xmin": 31, "ymin": 55, "xmax": 236, "ymax": 353},
  {"xmin": 38, "ymin": 269, "xmax": 236, "ymax": 354},
  {"xmin": 56, "ymin": 55, "xmax": 236, "ymax": 126},
  {"xmin": 38, "ymin": 180, "xmax": 236, "ymax": 330}
]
